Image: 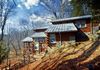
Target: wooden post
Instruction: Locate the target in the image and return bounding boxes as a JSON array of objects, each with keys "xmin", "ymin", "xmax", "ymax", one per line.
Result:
[
  {"xmin": 46, "ymin": 33, "xmax": 49, "ymax": 47},
  {"xmin": 59, "ymin": 32, "xmax": 62, "ymax": 45},
  {"xmin": 39, "ymin": 42, "xmax": 42, "ymax": 53},
  {"xmin": 32, "ymin": 42, "xmax": 35, "ymax": 53}
]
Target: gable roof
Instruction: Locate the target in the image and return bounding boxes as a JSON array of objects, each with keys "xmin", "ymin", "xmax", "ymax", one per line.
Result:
[
  {"xmin": 45, "ymin": 23, "xmax": 77, "ymax": 33},
  {"xmin": 31, "ymin": 32, "xmax": 47, "ymax": 38},
  {"xmin": 22, "ymin": 37, "xmax": 33, "ymax": 42},
  {"xmin": 51, "ymin": 15, "xmax": 92, "ymax": 23}
]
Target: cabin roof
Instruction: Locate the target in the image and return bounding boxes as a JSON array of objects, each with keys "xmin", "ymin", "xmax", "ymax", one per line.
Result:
[
  {"xmin": 31, "ymin": 32, "xmax": 47, "ymax": 38},
  {"xmin": 22, "ymin": 37, "xmax": 33, "ymax": 42},
  {"xmin": 51, "ymin": 15, "xmax": 92, "ymax": 23},
  {"xmin": 45, "ymin": 23, "xmax": 77, "ymax": 33},
  {"xmin": 33, "ymin": 26, "xmax": 49, "ymax": 30}
]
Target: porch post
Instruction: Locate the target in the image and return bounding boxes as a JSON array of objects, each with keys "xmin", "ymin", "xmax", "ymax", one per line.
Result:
[{"xmin": 59, "ymin": 32, "xmax": 62, "ymax": 45}]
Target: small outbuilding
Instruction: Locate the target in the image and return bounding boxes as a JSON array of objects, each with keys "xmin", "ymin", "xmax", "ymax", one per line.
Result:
[
  {"xmin": 22, "ymin": 37, "xmax": 34, "ymax": 53},
  {"xmin": 22, "ymin": 37, "xmax": 33, "ymax": 43},
  {"xmin": 31, "ymin": 32, "xmax": 47, "ymax": 53}
]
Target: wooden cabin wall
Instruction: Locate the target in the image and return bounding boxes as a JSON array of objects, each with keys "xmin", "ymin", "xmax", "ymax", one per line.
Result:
[
  {"xmin": 52, "ymin": 19, "xmax": 91, "ymax": 33},
  {"xmin": 55, "ymin": 32, "xmax": 76, "ymax": 41},
  {"xmin": 47, "ymin": 32, "xmax": 77, "ymax": 47},
  {"xmin": 78, "ymin": 20, "xmax": 91, "ymax": 32}
]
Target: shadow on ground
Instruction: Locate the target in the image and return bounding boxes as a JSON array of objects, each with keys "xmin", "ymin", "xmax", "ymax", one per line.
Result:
[{"xmin": 55, "ymin": 40, "xmax": 100, "ymax": 70}]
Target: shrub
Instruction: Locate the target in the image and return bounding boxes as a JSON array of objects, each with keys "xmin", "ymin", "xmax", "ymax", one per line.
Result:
[{"xmin": 0, "ymin": 42, "xmax": 10, "ymax": 64}]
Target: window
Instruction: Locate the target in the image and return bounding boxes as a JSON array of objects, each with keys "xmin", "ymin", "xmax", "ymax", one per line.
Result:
[
  {"xmin": 50, "ymin": 34, "xmax": 56, "ymax": 43},
  {"xmin": 69, "ymin": 36, "xmax": 75, "ymax": 43},
  {"xmin": 34, "ymin": 37, "xmax": 45, "ymax": 42},
  {"xmin": 34, "ymin": 42, "xmax": 39, "ymax": 50},
  {"xmin": 38, "ymin": 37, "xmax": 45, "ymax": 42},
  {"xmin": 34, "ymin": 38, "xmax": 38, "ymax": 42},
  {"xmin": 75, "ymin": 20, "xmax": 86, "ymax": 28}
]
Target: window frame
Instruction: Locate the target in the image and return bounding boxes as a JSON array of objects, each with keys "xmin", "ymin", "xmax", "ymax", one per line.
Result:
[
  {"xmin": 69, "ymin": 36, "xmax": 75, "ymax": 43},
  {"xmin": 75, "ymin": 20, "xmax": 87, "ymax": 28},
  {"xmin": 50, "ymin": 34, "xmax": 56, "ymax": 43}
]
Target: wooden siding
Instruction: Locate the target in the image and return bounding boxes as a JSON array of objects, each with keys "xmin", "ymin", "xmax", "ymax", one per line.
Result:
[
  {"xmin": 52, "ymin": 19, "xmax": 91, "ymax": 33},
  {"xmin": 55, "ymin": 32, "xmax": 76, "ymax": 41},
  {"xmin": 77, "ymin": 20, "xmax": 91, "ymax": 32},
  {"xmin": 47, "ymin": 32, "xmax": 77, "ymax": 46}
]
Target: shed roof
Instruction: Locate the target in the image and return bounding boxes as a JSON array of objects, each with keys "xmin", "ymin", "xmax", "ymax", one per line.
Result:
[
  {"xmin": 22, "ymin": 37, "xmax": 33, "ymax": 42},
  {"xmin": 45, "ymin": 23, "xmax": 77, "ymax": 33},
  {"xmin": 51, "ymin": 15, "xmax": 92, "ymax": 23},
  {"xmin": 33, "ymin": 26, "xmax": 49, "ymax": 30},
  {"xmin": 31, "ymin": 32, "xmax": 47, "ymax": 38}
]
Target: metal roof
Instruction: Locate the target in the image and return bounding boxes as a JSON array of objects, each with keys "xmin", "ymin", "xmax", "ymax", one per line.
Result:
[
  {"xmin": 31, "ymin": 32, "xmax": 47, "ymax": 38},
  {"xmin": 45, "ymin": 23, "xmax": 77, "ymax": 33},
  {"xmin": 51, "ymin": 15, "xmax": 92, "ymax": 23},
  {"xmin": 22, "ymin": 37, "xmax": 33, "ymax": 42},
  {"xmin": 33, "ymin": 26, "xmax": 49, "ymax": 30}
]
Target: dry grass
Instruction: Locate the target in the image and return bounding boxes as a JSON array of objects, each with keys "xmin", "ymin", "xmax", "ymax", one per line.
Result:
[
  {"xmin": 19, "ymin": 40, "xmax": 99, "ymax": 70},
  {"xmin": 1, "ymin": 40, "xmax": 100, "ymax": 70}
]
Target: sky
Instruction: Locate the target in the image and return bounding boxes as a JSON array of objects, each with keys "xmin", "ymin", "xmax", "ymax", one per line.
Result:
[
  {"xmin": 4, "ymin": 0, "xmax": 53, "ymax": 33},
  {"xmin": 3, "ymin": 0, "xmax": 72, "ymax": 34}
]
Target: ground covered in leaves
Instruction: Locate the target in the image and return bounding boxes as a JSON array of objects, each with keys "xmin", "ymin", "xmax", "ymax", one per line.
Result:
[{"xmin": 19, "ymin": 40, "xmax": 100, "ymax": 70}]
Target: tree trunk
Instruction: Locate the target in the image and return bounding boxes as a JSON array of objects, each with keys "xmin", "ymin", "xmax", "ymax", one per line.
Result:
[{"xmin": 0, "ymin": 14, "xmax": 7, "ymax": 41}]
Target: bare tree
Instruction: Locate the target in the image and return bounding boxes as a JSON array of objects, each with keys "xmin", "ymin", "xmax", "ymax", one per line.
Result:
[
  {"xmin": 40, "ymin": 0, "xmax": 72, "ymax": 19},
  {"xmin": 0, "ymin": 0, "xmax": 16, "ymax": 41},
  {"xmin": 0, "ymin": 0, "xmax": 17, "ymax": 64}
]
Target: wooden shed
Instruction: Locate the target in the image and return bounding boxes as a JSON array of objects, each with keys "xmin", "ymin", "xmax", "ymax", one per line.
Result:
[
  {"xmin": 22, "ymin": 37, "xmax": 34, "ymax": 53},
  {"xmin": 32, "ymin": 26, "xmax": 49, "ymax": 52},
  {"xmin": 31, "ymin": 32, "xmax": 47, "ymax": 52}
]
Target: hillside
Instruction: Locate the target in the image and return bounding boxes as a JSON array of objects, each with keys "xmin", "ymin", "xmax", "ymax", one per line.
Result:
[{"xmin": 19, "ymin": 40, "xmax": 100, "ymax": 70}]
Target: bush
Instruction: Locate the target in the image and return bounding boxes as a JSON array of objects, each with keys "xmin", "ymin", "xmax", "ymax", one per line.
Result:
[{"xmin": 0, "ymin": 42, "xmax": 10, "ymax": 64}]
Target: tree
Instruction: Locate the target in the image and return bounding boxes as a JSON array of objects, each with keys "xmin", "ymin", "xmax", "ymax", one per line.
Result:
[
  {"xmin": 71, "ymin": 0, "xmax": 100, "ymax": 16},
  {"xmin": 0, "ymin": 0, "xmax": 16, "ymax": 41},
  {"xmin": 40, "ymin": 0, "xmax": 73, "ymax": 19},
  {"xmin": 71, "ymin": 0, "xmax": 100, "ymax": 34},
  {"xmin": 71, "ymin": 0, "xmax": 91, "ymax": 16},
  {"xmin": 0, "ymin": 42, "xmax": 10, "ymax": 63},
  {"xmin": 0, "ymin": 0, "xmax": 16, "ymax": 63}
]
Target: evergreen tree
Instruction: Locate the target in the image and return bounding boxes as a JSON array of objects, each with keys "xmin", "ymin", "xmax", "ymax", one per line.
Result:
[{"xmin": 71, "ymin": 0, "xmax": 100, "ymax": 16}]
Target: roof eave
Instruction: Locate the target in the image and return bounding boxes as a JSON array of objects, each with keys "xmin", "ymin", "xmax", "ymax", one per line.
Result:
[
  {"xmin": 45, "ymin": 30, "xmax": 77, "ymax": 33},
  {"xmin": 51, "ymin": 15, "xmax": 92, "ymax": 23}
]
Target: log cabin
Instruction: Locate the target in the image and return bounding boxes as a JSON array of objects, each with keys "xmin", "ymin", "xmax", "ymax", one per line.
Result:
[
  {"xmin": 22, "ymin": 15, "xmax": 99, "ymax": 48},
  {"xmin": 45, "ymin": 15, "xmax": 99, "ymax": 46},
  {"xmin": 51, "ymin": 15, "xmax": 99, "ymax": 34},
  {"xmin": 51, "ymin": 15, "xmax": 92, "ymax": 33},
  {"xmin": 45, "ymin": 23, "xmax": 78, "ymax": 47}
]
